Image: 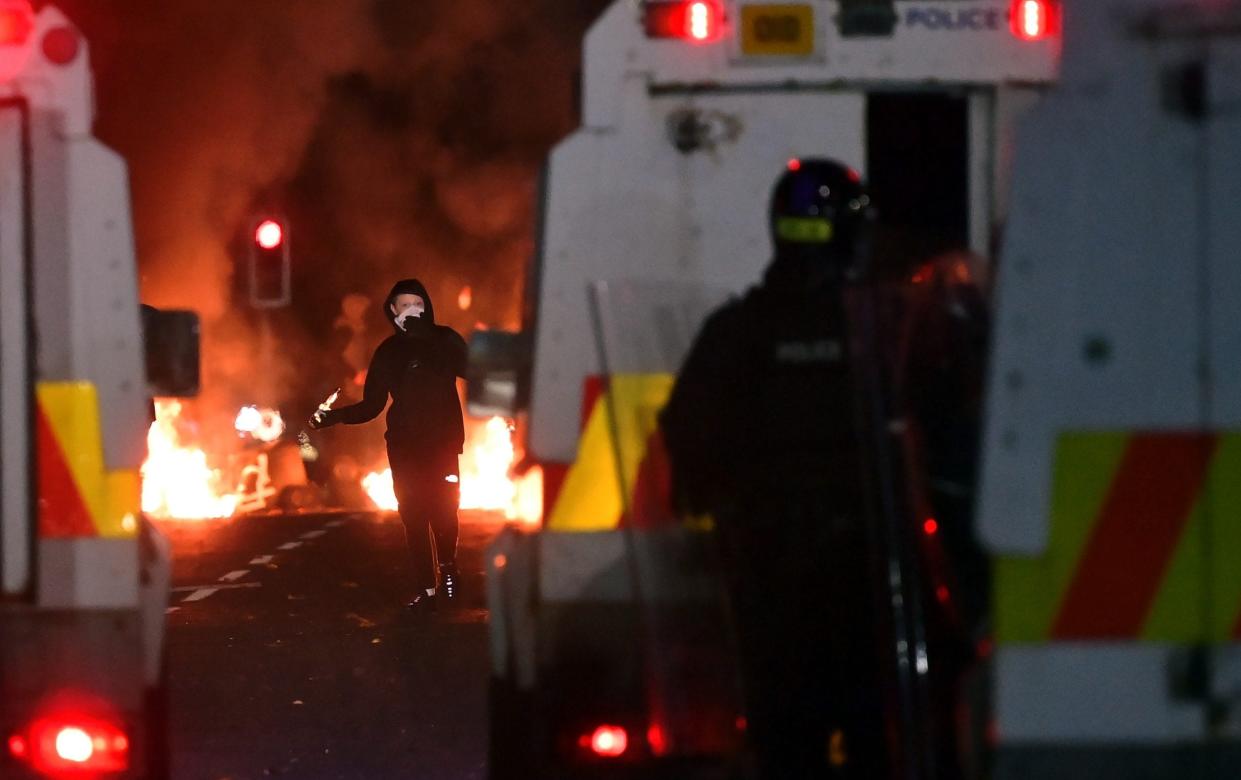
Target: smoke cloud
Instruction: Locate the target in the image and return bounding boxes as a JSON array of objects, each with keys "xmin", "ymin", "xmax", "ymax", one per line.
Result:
[{"xmin": 44, "ymin": 0, "xmax": 608, "ymax": 439}]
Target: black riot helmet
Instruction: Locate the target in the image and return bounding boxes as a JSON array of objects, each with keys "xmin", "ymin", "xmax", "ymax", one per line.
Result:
[{"xmin": 766, "ymin": 157, "xmax": 876, "ymax": 288}]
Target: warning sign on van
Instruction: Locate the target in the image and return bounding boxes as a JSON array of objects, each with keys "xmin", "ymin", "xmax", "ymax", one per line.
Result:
[{"xmin": 740, "ymin": 4, "xmax": 815, "ymax": 56}]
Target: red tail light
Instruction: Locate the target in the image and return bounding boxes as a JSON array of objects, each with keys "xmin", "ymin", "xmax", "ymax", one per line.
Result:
[
  {"xmin": 643, "ymin": 1, "xmax": 723, "ymax": 43},
  {"xmin": 8, "ymin": 716, "xmax": 130, "ymax": 773},
  {"xmin": 923, "ymin": 517, "xmax": 939, "ymax": 535},
  {"xmin": 583, "ymin": 724, "xmax": 628, "ymax": 758},
  {"xmin": 1010, "ymin": 0, "xmax": 1059, "ymax": 41}
]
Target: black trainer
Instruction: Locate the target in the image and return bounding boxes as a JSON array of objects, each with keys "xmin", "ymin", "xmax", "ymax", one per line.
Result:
[
  {"xmin": 406, "ymin": 592, "xmax": 438, "ymax": 615},
  {"xmin": 439, "ymin": 563, "xmax": 459, "ymax": 601}
]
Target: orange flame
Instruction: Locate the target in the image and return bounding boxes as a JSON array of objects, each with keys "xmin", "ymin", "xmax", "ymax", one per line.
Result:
[
  {"xmin": 361, "ymin": 416, "xmax": 542, "ymax": 524},
  {"xmin": 142, "ymin": 400, "xmax": 238, "ymax": 520},
  {"xmin": 362, "ymin": 468, "xmax": 399, "ymax": 511}
]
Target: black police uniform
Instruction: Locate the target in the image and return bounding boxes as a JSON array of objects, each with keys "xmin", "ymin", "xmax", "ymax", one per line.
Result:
[{"xmin": 660, "ymin": 160, "xmax": 887, "ymax": 779}]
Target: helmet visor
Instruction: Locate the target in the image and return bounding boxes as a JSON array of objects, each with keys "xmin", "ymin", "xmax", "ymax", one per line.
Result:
[{"xmin": 774, "ymin": 216, "xmax": 834, "ymax": 243}]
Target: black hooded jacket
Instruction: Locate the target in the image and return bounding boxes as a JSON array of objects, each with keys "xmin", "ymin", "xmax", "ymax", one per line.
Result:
[{"xmin": 325, "ymin": 279, "xmax": 467, "ymax": 457}]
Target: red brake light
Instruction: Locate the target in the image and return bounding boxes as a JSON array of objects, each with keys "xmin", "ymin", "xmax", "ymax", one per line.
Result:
[
  {"xmin": 7, "ymin": 733, "xmax": 28, "ymax": 758},
  {"xmin": 923, "ymin": 517, "xmax": 939, "ymax": 535},
  {"xmin": 1010, "ymin": 0, "xmax": 1058, "ymax": 41},
  {"xmin": 10, "ymin": 716, "xmax": 130, "ymax": 773},
  {"xmin": 255, "ymin": 219, "xmax": 284, "ymax": 250},
  {"xmin": 585, "ymin": 724, "xmax": 628, "ymax": 758},
  {"xmin": 646, "ymin": 723, "xmax": 668, "ymax": 756},
  {"xmin": 644, "ymin": 1, "xmax": 722, "ymax": 43}
]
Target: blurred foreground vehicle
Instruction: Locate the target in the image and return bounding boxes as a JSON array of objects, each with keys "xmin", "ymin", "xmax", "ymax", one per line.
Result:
[
  {"xmin": 476, "ymin": 1, "xmax": 1061, "ymax": 777},
  {"xmin": 1, "ymin": 5, "xmax": 198, "ymax": 778}
]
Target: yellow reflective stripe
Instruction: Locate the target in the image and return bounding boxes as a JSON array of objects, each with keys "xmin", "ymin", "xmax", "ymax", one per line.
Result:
[
  {"xmin": 1206, "ymin": 436, "xmax": 1241, "ymax": 641},
  {"xmin": 36, "ymin": 382, "xmax": 136, "ymax": 538},
  {"xmin": 103, "ymin": 468, "xmax": 141, "ymax": 538},
  {"xmin": 38, "ymin": 383, "xmax": 108, "ymax": 532},
  {"xmin": 605, "ymin": 374, "xmax": 675, "ymax": 496},
  {"xmin": 1140, "ymin": 488, "xmax": 1207, "ymax": 641},
  {"xmin": 547, "ymin": 401, "xmax": 623, "ymax": 531},
  {"xmin": 994, "ymin": 432, "xmax": 1128, "ymax": 642},
  {"xmin": 546, "ymin": 374, "xmax": 675, "ymax": 532}
]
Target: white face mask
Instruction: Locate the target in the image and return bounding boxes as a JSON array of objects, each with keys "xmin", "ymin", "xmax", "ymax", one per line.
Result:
[{"xmin": 391, "ymin": 295, "xmax": 426, "ymax": 331}]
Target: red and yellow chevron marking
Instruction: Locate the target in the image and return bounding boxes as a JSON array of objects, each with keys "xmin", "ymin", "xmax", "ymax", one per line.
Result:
[
  {"xmin": 546, "ymin": 374, "xmax": 677, "ymax": 531},
  {"xmin": 996, "ymin": 431, "xmax": 1241, "ymax": 643},
  {"xmin": 37, "ymin": 382, "xmax": 140, "ymax": 539}
]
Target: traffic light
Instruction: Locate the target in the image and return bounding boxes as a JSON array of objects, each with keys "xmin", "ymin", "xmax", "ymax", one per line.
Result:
[{"xmin": 248, "ymin": 217, "xmax": 290, "ymax": 308}]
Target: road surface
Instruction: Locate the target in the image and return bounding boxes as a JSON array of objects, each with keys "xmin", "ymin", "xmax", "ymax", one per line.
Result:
[{"xmin": 156, "ymin": 509, "xmax": 505, "ymax": 780}]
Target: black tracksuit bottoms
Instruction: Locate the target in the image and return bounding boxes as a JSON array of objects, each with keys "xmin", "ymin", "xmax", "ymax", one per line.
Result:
[{"xmin": 386, "ymin": 443, "xmax": 459, "ymax": 592}]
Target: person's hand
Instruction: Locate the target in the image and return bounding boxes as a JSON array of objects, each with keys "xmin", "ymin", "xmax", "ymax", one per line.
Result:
[{"xmin": 308, "ymin": 409, "xmax": 335, "ymax": 430}]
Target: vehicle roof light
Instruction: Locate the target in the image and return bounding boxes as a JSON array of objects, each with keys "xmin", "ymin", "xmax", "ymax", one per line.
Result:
[
  {"xmin": 1011, "ymin": 0, "xmax": 1059, "ymax": 41},
  {"xmin": 0, "ymin": 0, "xmax": 33, "ymax": 47},
  {"xmin": 688, "ymin": 1, "xmax": 712, "ymax": 41},
  {"xmin": 0, "ymin": 0, "xmax": 34, "ymax": 81},
  {"xmin": 643, "ymin": 1, "xmax": 722, "ymax": 43}
]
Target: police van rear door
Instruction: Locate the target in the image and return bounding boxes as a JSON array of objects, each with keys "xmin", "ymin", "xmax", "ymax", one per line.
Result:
[{"xmin": 0, "ymin": 98, "xmax": 32, "ymax": 598}]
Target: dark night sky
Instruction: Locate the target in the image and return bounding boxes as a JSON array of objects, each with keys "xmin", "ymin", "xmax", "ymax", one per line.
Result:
[{"xmin": 38, "ymin": 0, "xmax": 610, "ymax": 417}]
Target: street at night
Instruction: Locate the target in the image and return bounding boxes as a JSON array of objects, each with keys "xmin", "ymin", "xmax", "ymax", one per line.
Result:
[
  {"xmin": 6, "ymin": 1, "xmax": 1240, "ymax": 779},
  {"xmin": 158, "ymin": 511, "xmax": 503, "ymax": 780}
]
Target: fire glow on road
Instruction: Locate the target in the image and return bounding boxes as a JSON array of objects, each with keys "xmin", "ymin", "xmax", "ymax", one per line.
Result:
[{"xmin": 144, "ymin": 402, "xmax": 541, "ymax": 524}]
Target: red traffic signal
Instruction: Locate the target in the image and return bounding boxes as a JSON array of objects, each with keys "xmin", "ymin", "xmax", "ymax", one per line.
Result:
[
  {"xmin": 644, "ymin": 1, "xmax": 723, "ymax": 43},
  {"xmin": 249, "ymin": 216, "xmax": 290, "ymax": 308},
  {"xmin": 254, "ymin": 219, "xmax": 284, "ymax": 250}
]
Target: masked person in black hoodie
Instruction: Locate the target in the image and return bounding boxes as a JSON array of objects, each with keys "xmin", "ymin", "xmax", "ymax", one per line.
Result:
[{"xmin": 309, "ymin": 279, "xmax": 467, "ymax": 614}]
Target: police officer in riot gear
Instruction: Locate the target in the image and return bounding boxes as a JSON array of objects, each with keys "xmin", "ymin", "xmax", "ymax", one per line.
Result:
[{"xmin": 660, "ymin": 158, "xmax": 886, "ymax": 778}]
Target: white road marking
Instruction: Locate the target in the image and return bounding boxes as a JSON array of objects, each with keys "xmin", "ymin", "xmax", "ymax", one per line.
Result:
[
  {"xmin": 219, "ymin": 569, "xmax": 249, "ymax": 582},
  {"xmin": 278, "ymin": 541, "xmax": 302, "ymax": 550},
  {"xmin": 182, "ymin": 588, "xmax": 219, "ymax": 602},
  {"xmin": 172, "ymin": 582, "xmax": 262, "ymax": 593},
  {"xmin": 300, "ymin": 530, "xmax": 326, "ymax": 539},
  {"xmin": 166, "ymin": 607, "xmax": 180, "ymax": 615},
  {"xmin": 250, "ymin": 555, "xmax": 273, "ymax": 565},
  {"xmin": 325, "ymin": 520, "xmax": 345, "ymax": 528}
]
